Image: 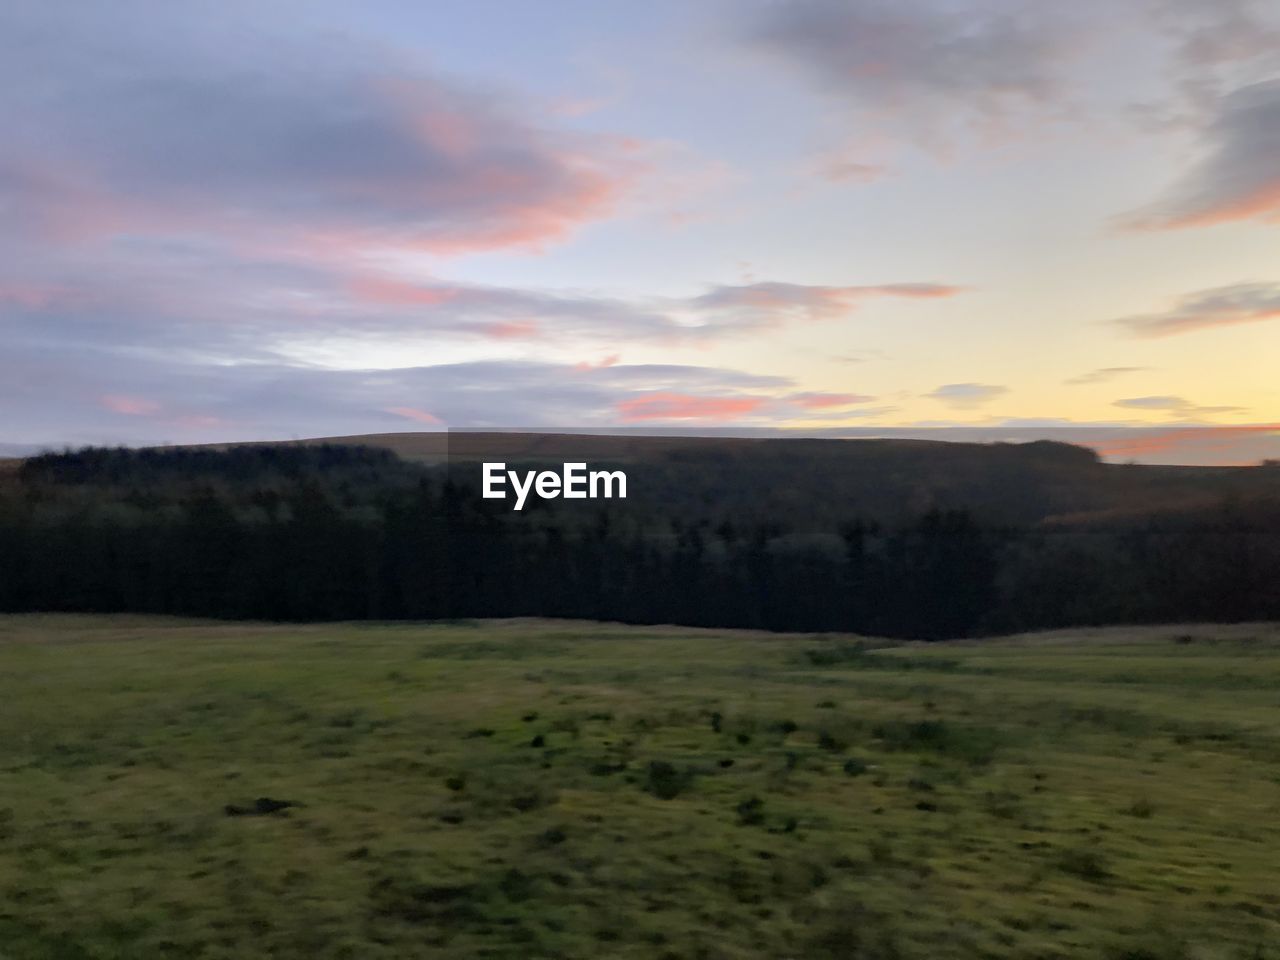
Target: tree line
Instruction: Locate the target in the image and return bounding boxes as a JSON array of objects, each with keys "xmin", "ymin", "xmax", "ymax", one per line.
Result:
[{"xmin": 1, "ymin": 444, "xmax": 1277, "ymax": 638}]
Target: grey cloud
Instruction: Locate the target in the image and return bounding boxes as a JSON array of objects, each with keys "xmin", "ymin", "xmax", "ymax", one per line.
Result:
[
  {"xmin": 1113, "ymin": 395, "xmax": 1245, "ymax": 417},
  {"xmin": 1113, "ymin": 282, "xmax": 1280, "ymax": 337},
  {"xmin": 1, "ymin": 238, "xmax": 965, "ymax": 362},
  {"xmin": 1114, "ymin": 395, "xmax": 1193, "ymax": 409},
  {"xmin": 926, "ymin": 383, "xmax": 1009, "ymax": 407},
  {"xmin": 746, "ymin": 0, "xmax": 1084, "ymax": 149},
  {"xmin": 746, "ymin": 0, "xmax": 1280, "ymax": 164},
  {"xmin": 1153, "ymin": 0, "xmax": 1280, "ymax": 73},
  {"xmin": 1064, "ymin": 366, "xmax": 1146, "ymax": 385},
  {"xmin": 1123, "ymin": 80, "xmax": 1280, "ymax": 229},
  {"xmin": 0, "ymin": 338, "xmax": 802, "ymax": 446}
]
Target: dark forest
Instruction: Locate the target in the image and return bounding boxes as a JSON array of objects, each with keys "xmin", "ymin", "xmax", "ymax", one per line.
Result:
[{"xmin": 1, "ymin": 441, "xmax": 1278, "ymax": 639}]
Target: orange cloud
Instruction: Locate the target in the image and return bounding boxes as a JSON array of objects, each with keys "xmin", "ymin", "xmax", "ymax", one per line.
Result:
[
  {"xmin": 616, "ymin": 392, "xmax": 764, "ymax": 422},
  {"xmin": 871, "ymin": 283, "xmax": 967, "ymax": 299},
  {"xmin": 1141, "ymin": 182, "xmax": 1280, "ymax": 229},
  {"xmin": 1085, "ymin": 424, "xmax": 1280, "ymax": 463}
]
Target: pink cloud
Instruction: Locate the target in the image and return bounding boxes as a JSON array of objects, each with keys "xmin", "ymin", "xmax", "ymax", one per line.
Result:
[
  {"xmin": 550, "ymin": 96, "xmax": 610, "ymax": 118},
  {"xmin": 692, "ymin": 282, "xmax": 967, "ymax": 326},
  {"xmin": 0, "ymin": 283, "xmax": 69, "ymax": 309},
  {"xmin": 402, "ymin": 151, "xmax": 626, "ymax": 256},
  {"xmin": 3, "ymin": 14, "xmax": 643, "ymax": 261},
  {"xmin": 482, "ymin": 320, "xmax": 541, "ymax": 340},
  {"xmin": 174, "ymin": 414, "xmax": 225, "ymax": 429},
  {"xmin": 347, "ymin": 274, "xmax": 461, "ymax": 307},
  {"xmin": 616, "ymin": 392, "xmax": 764, "ymax": 422},
  {"xmin": 817, "ymin": 157, "xmax": 888, "ymax": 183},
  {"xmin": 100, "ymin": 394, "xmax": 160, "ymax": 416},
  {"xmin": 386, "ymin": 406, "xmax": 443, "ymax": 425},
  {"xmin": 574, "ymin": 354, "xmax": 621, "ymax": 371}
]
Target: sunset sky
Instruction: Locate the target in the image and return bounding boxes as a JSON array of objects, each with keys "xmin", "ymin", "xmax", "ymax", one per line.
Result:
[{"xmin": 3, "ymin": 0, "xmax": 1279, "ymax": 463}]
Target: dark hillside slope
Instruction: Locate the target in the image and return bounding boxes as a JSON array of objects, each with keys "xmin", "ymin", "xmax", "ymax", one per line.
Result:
[
  {"xmin": 184, "ymin": 431, "xmax": 1279, "ymax": 527},
  {"xmin": 1, "ymin": 438, "xmax": 1277, "ymax": 636}
]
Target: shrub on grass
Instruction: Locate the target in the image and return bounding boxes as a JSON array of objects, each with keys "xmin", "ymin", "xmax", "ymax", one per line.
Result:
[
  {"xmin": 802, "ymin": 643, "xmax": 867, "ymax": 666},
  {"xmin": 510, "ymin": 789, "xmax": 555, "ymax": 813},
  {"xmin": 817, "ymin": 730, "xmax": 848, "ymax": 752},
  {"xmin": 872, "ymin": 719, "xmax": 1001, "ymax": 766},
  {"xmin": 1106, "ymin": 922, "xmax": 1192, "ymax": 960},
  {"xmin": 736, "ymin": 796, "xmax": 766, "ymax": 826},
  {"xmin": 538, "ymin": 827, "xmax": 567, "ymax": 847},
  {"xmin": 800, "ymin": 902, "xmax": 903, "ymax": 959},
  {"xmin": 1057, "ymin": 847, "xmax": 1112, "ymax": 883},
  {"xmin": 645, "ymin": 761, "xmax": 693, "ymax": 800},
  {"xmin": 1125, "ymin": 796, "xmax": 1155, "ymax": 818},
  {"xmin": 982, "ymin": 790, "xmax": 1022, "ymax": 820},
  {"xmin": 868, "ymin": 838, "xmax": 895, "ymax": 866}
]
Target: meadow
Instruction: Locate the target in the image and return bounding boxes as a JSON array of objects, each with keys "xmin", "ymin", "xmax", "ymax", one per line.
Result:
[{"xmin": 0, "ymin": 615, "xmax": 1278, "ymax": 959}]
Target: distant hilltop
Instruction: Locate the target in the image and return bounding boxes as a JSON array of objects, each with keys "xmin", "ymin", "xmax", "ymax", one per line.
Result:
[
  {"xmin": 181, "ymin": 430, "xmax": 1104, "ymax": 466},
  {"xmin": 9, "ymin": 431, "xmax": 1276, "ymax": 530}
]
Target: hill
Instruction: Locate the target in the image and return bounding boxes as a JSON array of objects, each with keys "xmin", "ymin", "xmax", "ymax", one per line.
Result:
[
  {"xmin": 181, "ymin": 431, "xmax": 1276, "ymax": 526},
  {"xmin": 3, "ymin": 438, "xmax": 1278, "ymax": 636}
]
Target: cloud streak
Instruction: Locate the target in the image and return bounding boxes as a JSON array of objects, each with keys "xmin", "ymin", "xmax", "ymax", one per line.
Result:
[
  {"xmin": 616, "ymin": 392, "xmax": 766, "ymax": 422},
  {"xmin": 1064, "ymin": 367, "xmax": 1147, "ymax": 385},
  {"xmin": 1113, "ymin": 282, "xmax": 1280, "ymax": 337},
  {"xmin": 0, "ymin": 240, "xmax": 966, "ymax": 364},
  {"xmin": 1113, "ymin": 395, "xmax": 1245, "ymax": 417},
  {"xmin": 1124, "ymin": 80, "xmax": 1280, "ymax": 229},
  {"xmin": 786, "ymin": 392, "xmax": 877, "ymax": 409},
  {"xmin": 0, "ymin": 343, "xmax": 805, "ymax": 445},
  {"xmin": 926, "ymin": 383, "xmax": 1009, "ymax": 408}
]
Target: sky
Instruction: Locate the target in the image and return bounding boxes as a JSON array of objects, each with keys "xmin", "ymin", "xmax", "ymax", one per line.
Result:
[{"xmin": 2, "ymin": 0, "xmax": 1279, "ymax": 464}]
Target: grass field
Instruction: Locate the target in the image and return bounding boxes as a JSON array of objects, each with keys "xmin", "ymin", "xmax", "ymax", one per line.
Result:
[{"xmin": 1, "ymin": 616, "xmax": 1278, "ymax": 959}]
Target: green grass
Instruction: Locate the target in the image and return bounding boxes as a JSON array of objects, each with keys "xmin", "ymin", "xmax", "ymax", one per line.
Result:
[{"xmin": 1, "ymin": 615, "xmax": 1278, "ymax": 959}]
